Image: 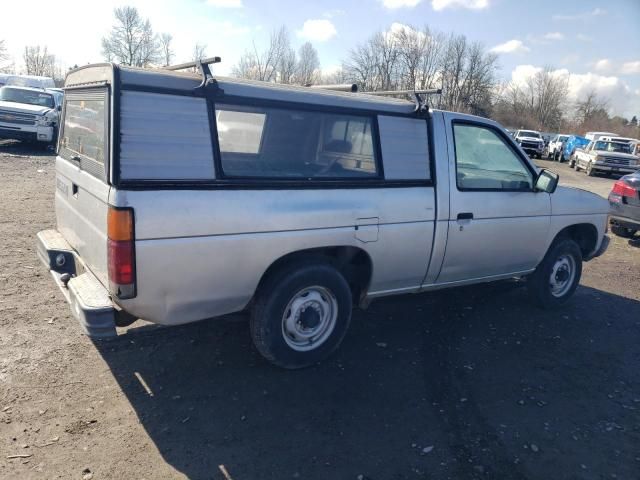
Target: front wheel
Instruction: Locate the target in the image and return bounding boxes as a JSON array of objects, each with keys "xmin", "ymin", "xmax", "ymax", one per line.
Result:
[
  {"xmin": 586, "ymin": 161, "xmax": 596, "ymax": 176},
  {"xmin": 250, "ymin": 261, "xmax": 352, "ymax": 369},
  {"xmin": 527, "ymin": 238, "xmax": 582, "ymax": 309}
]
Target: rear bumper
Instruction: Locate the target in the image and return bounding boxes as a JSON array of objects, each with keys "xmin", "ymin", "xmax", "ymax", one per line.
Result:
[
  {"xmin": 609, "ymin": 215, "xmax": 640, "ymax": 230},
  {"xmin": 36, "ymin": 229, "xmax": 117, "ymax": 338}
]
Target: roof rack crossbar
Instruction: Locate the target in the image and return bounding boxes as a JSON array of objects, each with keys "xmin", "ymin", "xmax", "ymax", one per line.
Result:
[
  {"xmin": 361, "ymin": 88, "xmax": 442, "ymax": 114},
  {"xmin": 305, "ymin": 83, "xmax": 359, "ymax": 93},
  {"xmin": 164, "ymin": 56, "xmax": 222, "ymax": 93}
]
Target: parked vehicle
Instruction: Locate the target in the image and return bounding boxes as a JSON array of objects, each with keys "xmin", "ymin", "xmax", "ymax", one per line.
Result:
[
  {"xmin": 547, "ymin": 134, "xmax": 570, "ymax": 161},
  {"xmin": 574, "ymin": 140, "xmax": 639, "ymax": 176},
  {"xmin": 584, "ymin": 131, "xmax": 618, "ymax": 141},
  {"xmin": 0, "ymin": 86, "xmax": 60, "ymax": 146},
  {"xmin": 513, "ymin": 129, "xmax": 545, "ymax": 158},
  {"xmin": 608, "ymin": 171, "xmax": 640, "ymax": 238},
  {"xmin": 0, "ymin": 74, "xmax": 55, "ymax": 89},
  {"xmin": 565, "ymin": 136, "xmax": 590, "ymax": 166},
  {"xmin": 36, "ymin": 61, "xmax": 609, "ymax": 368}
]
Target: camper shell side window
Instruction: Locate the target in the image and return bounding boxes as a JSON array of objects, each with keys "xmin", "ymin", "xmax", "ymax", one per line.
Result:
[{"xmin": 214, "ymin": 103, "xmax": 380, "ymax": 180}]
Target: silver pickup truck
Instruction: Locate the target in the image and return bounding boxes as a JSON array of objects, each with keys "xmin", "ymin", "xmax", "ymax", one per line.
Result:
[
  {"xmin": 37, "ymin": 62, "xmax": 610, "ymax": 368},
  {"xmin": 574, "ymin": 139, "xmax": 640, "ymax": 176}
]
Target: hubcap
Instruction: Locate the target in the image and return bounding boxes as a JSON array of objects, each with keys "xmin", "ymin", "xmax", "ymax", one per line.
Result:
[
  {"xmin": 549, "ymin": 254, "xmax": 576, "ymax": 298},
  {"xmin": 281, "ymin": 286, "xmax": 338, "ymax": 352}
]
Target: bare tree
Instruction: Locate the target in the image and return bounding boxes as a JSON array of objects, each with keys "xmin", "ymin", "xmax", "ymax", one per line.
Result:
[
  {"xmin": 522, "ymin": 67, "xmax": 569, "ymax": 129},
  {"xmin": 297, "ymin": 42, "xmax": 320, "ymax": 85},
  {"xmin": 101, "ymin": 6, "xmax": 160, "ymax": 67},
  {"xmin": 0, "ymin": 39, "xmax": 12, "ymax": 73},
  {"xmin": 574, "ymin": 90, "xmax": 609, "ymax": 125},
  {"xmin": 159, "ymin": 33, "xmax": 174, "ymax": 66},
  {"xmin": 278, "ymin": 47, "xmax": 297, "ymax": 84},
  {"xmin": 23, "ymin": 46, "xmax": 56, "ymax": 77},
  {"xmin": 189, "ymin": 43, "xmax": 208, "ymax": 72},
  {"xmin": 394, "ymin": 25, "xmax": 443, "ymax": 91},
  {"xmin": 232, "ymin": 26, "xmax": 293, "ymax": 83}
]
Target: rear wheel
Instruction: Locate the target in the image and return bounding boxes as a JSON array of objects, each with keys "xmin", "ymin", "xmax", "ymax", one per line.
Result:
[
  {"xmin": 611, "ymin": 225, "xmax": 637, "ymax": 238},
  {"xmin": 528, "ymin": 238, "xmax": 582, "ymax": 308},
  {"xmin": 250, "ymin": 261, "xmax": 352, "ymax": 369}
]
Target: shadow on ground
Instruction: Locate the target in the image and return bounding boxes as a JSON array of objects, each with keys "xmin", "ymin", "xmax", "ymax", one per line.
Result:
[
  {"xmin": 94, "ymin": 282, "xmax": 640, "ymax": 480},
  {"xmin": 0, "ymin": 139, "xmax": 55, "ymax": 157}
]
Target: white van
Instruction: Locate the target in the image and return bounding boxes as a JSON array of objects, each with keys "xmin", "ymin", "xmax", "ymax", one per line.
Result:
[
  {"xmin": 584, "ymin": 131, "xmax": 619, "ymax": 141},
  {"xmin": 37, "ymin": 60, "xmax": 609, "ymax": 368}
]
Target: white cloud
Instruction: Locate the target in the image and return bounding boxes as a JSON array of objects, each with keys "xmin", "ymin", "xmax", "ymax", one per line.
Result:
[
  {"xmin": 510, "ymin": 64, "xmax": 640, "ymax": 118},
  {"xmin": 322, "ymin": 9, "xmax": 345, "ymax": 18},
  {"xmin": 542, "ymin": 32, "xmax": 564, "ymax": 41},
  {"xmin": 297, "ymin": 19, "xmax": 337, "ymax": 42},
  {"xmin": 382, "ymin": 0, "xmax": 422, "ymax": 8},
  {"xmin": 552, "ymin": 7, "xmax": 606, "ymax": 21},
  {"xmin": 490, "ymin": 39, "xmax": 529, "ymax": 54},
  {"xmin": 593, "ymin": 58, "xmax": 612, "ymax": 72},
  {"xmin": 621, "ymin": 61, "xmax": 640, "ymax": 75},
  {"xmin": 432, "ymin": 0, "xmax": 488, "ymax": 10},
  {"xmin": 207, "ymin": 0, "xmax": 243, "ymax": 7}
]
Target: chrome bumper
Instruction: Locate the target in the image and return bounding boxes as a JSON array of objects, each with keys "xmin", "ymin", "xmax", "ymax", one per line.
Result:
[{"xmin": 36, "ymin": 229, "xmax": 117, "ymax": 338}]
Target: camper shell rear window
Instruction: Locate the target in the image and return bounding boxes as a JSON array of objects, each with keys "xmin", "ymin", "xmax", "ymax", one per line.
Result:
[{"xmin": 59, "ymin": 89, "xmax": 109, "ymax": 181}]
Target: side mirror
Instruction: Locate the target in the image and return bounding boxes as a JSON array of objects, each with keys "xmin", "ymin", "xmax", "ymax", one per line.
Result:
[
  {"xmin": 57, "ymin": 105, "xmax": 62, "ymax": 111},
  {"xmin": 535, "ymin": 169, "xmax": 559, "ymax": 194}
]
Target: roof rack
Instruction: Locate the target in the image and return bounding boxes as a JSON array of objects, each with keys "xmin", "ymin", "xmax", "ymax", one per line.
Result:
[
  {"xmin": 164, "ymin": 56, "xmax": 222, "ymax": 93},
  {"xmin": 364, "ymin": 88, "xmax": 442, "ymax": 114},
  {"xmin": 306, "ymin": 83, "xmax": 359, "ymax": 93}
]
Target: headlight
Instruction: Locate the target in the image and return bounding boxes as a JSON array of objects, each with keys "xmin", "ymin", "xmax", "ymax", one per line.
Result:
[
  {"xmin": 36, "ymin": 114, "xmax": 55, "ymax": 127},
  {"xmin": 593, "ymin": 155, "xmax": 601, "ymax": 162}
]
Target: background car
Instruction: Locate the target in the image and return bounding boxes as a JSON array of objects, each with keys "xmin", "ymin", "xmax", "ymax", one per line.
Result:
[{"xmin": 608, "ymin": 171, "xmax": 640, "ymax": 238}]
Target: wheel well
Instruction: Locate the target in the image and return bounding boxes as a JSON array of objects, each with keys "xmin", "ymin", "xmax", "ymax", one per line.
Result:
[
  {"xmin": 255, "ymin": 246, "xmax": 373, "ymax": 303},
  {"xmin": 555, "ymin": 223, "xmax": 598, "ymax": 258}
]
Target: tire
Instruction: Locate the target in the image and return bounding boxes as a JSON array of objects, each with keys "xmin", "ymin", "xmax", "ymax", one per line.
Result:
[
  {"xmin": 250, "ymin": 260, "xmax": 352, "ymax": 369},
  {"xmin": 527, "ymin": 238, "xmax": 582, "ymax": 309},
  {"xmin": 586, "ymin": 161, "xmax": 595, "ymax": 176},
  {"xmin": 611, "ymin": 225, "xmax": 637, "ymax": 238},
  {"xmin": 568, "ymin": 155, "xmax": 575, "ymax": 168}
]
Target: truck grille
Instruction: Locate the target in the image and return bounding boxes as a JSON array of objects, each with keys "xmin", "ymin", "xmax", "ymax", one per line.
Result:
[
  {"xmin": 0, "ymin": 109, "xmax": 37, "ymax": 126},
  {"xmin": 521, "ymin": 141, "xmax": 540, "ymax": 149},
  {"xmin": 603, "ymin": 157, "xmax": 631, "ymax": 165}
]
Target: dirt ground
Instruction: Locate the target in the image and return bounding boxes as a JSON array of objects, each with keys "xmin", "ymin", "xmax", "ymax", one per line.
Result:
[{"xmin": 0, "ymin": 141, "xmax": 639, "ymax": 480}]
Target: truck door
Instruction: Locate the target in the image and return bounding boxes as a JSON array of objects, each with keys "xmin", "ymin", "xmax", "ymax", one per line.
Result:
[{"xmin": 436, "ymin": 115, "xmax": 551, "ymax": 284}]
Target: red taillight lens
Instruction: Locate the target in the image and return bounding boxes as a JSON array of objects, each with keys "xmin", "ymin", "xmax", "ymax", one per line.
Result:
[
  {"xmin": 611, "ymin": 181, "xmax": 636, "ymax": 198},
  {"xmin": 107, "ymin": 207, "xmax": 135, "ymax": 298},
  {"xmin": 108, "ymin": 239, "xmax": 135, "ymax": 284}
]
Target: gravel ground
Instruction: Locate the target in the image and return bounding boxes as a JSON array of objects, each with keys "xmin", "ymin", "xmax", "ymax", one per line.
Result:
[{"xmin": 1, "ymin": 141, "xmax": 639, "ymax": 480}]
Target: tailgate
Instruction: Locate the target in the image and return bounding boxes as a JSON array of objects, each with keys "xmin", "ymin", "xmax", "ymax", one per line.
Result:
[{"xmin": 55, "ymin": 87, "xmax": 110, "ymax": 286}]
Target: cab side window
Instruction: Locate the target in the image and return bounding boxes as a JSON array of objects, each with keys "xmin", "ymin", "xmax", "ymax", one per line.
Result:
[{"xmin": 454, "ymin": 123, "xmax": 533, "ymax": 191}]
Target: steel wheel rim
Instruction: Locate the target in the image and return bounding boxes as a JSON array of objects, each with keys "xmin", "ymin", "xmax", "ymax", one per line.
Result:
[
  {"xmin": 281, "ymin": 286, "xmax": 338, "ymax": 352},
  {"xmin": 549, "ymin": 254, "xmax": 576, "ymax": 298}
]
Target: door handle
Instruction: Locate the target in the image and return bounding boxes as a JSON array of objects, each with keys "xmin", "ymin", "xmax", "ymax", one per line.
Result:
[{"xmin": 457, "ymin": 212, "xmax": 474, "ymax": 220}]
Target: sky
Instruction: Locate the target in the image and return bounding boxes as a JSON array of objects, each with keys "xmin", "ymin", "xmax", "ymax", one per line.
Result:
[{"xmin": 2, "ymin": 0, "xmax": 639, "ymax": 117}]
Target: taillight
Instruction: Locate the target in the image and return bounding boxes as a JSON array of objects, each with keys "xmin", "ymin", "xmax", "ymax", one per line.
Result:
[
  {"xmin": 107, "ymin": 206, "xmax": 136, "ymax": 298},
  {"xmin": 611, "ymin": 180, "xmax": 636, "ymax": 198}
]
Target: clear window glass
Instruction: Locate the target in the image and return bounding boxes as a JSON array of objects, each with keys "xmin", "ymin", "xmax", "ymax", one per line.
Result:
[
  {"xmin": 61, "ymin": 98, "xmax": 106, "ymax": 165},
  {"xmin": 454, "ymin": 124, "xmax": 533, "ymax": 191},
  {"xmin": 215, "ymin": 103, "xmax": 378, "ymax": 179}
]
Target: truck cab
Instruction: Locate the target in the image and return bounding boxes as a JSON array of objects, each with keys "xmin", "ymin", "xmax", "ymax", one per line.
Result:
[{"xmin": 37, "ymin": 62, "xmax": 609, "ymax": 368}]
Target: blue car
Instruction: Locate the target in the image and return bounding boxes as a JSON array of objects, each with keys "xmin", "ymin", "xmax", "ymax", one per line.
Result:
[{"xmin": 564, "ymin": 136, "xmax": 590, "ymax": 166}]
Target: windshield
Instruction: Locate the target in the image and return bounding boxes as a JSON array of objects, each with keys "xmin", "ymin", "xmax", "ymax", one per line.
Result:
[
  {"xmin": 559, "ymin": 135, "xmax": 569, "ymax": 141},
  {"xmin": 520, "ymin": 131, "xmax": 540, "ymax": 138},
  {"xmin": 593, "ymin": 141, "xmax": 632, "ymax": 154},
  {"xmin": 0, "ymin": 87, "xmax": 55, "ymax": 109}
]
